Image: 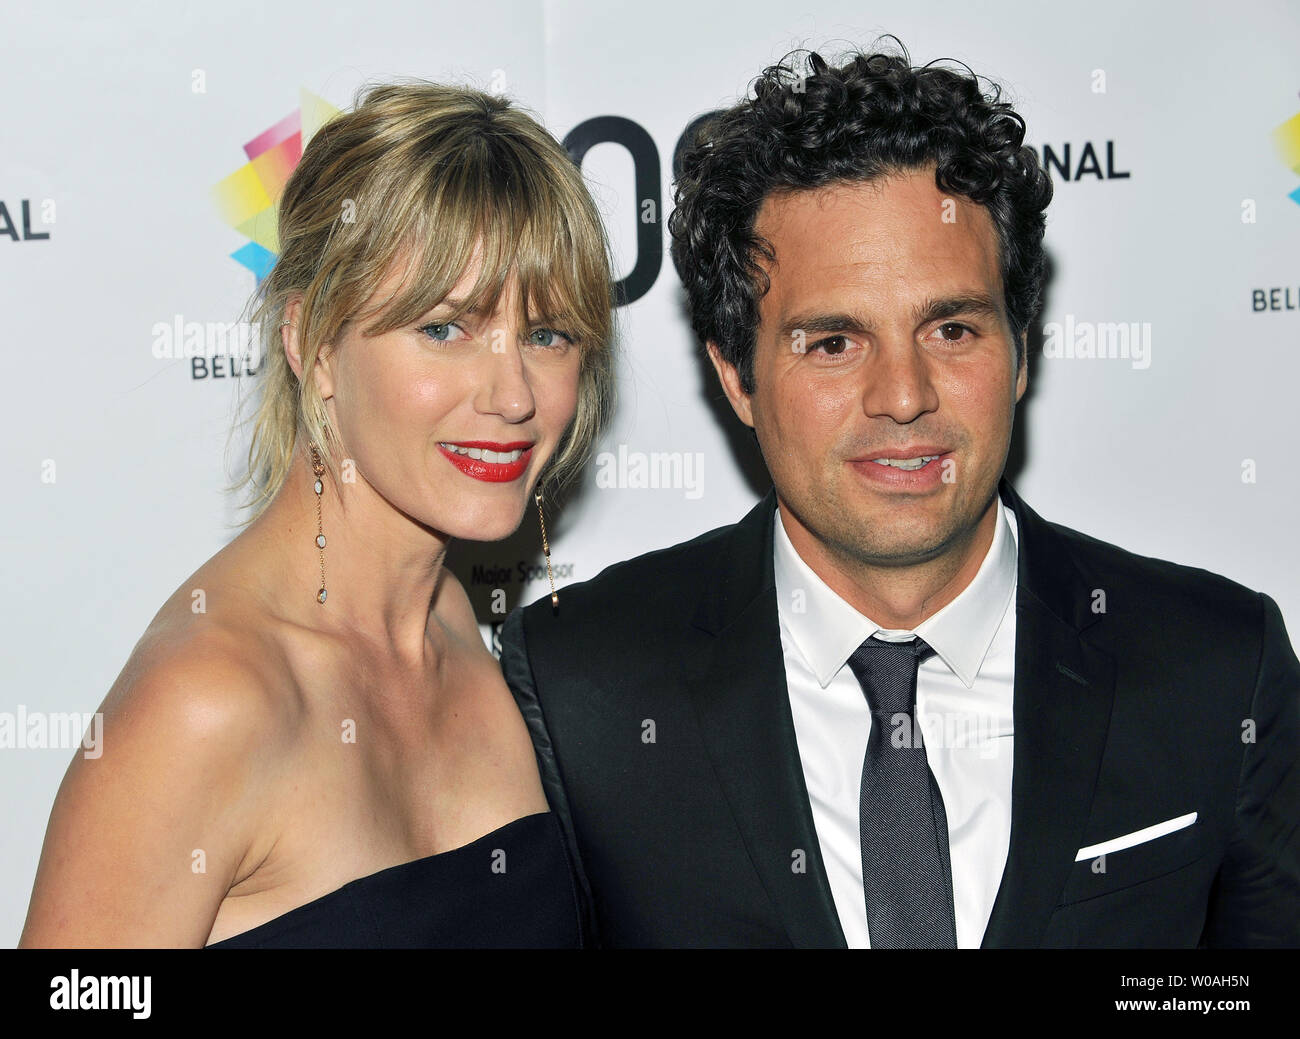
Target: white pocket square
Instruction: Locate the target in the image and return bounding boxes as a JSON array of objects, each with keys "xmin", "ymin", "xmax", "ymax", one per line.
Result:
[{"xmin": 1074, "ymin": 811, "xmax": 1198, "ymax": 861}]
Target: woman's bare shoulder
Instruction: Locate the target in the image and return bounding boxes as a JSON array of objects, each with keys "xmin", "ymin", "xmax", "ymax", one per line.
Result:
[
  {"xmin": 116, "ymin": 616, "xmax": 291, "ymax": 740},
  {"xmin": 118, "ymin": 564, "xmax": 304, "ymax": 735},
  {"xmin": 20, "ymin": 576, "xmax": 302, "ymax": 947}
]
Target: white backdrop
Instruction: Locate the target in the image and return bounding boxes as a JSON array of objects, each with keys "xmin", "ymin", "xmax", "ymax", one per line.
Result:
[{"xmin": 2, "ymin": 0, "xmax": 1297, "ymax": 946}]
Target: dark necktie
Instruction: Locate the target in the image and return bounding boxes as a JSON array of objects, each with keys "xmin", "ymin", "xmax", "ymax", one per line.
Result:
[{"xmin": 845, "ymin": 635, "xmax": 957, "ymax": 948}]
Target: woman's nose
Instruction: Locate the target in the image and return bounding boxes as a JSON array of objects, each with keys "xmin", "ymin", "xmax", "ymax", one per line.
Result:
[{"xmin": 477, "ymin": 335, "xmax": 537, "ymax": 422}]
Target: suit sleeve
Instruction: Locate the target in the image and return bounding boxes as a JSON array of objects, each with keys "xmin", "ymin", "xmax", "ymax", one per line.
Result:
[
  {"xmin": 499, "ymin": 606, "xmax": 601, "ymax": 947},
  {"xmin": 1202, "ymin": 592, "xmax": 1300, "ymax": 947}
]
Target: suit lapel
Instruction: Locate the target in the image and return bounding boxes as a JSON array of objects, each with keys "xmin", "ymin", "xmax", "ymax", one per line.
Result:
[
  {"xmin": 685, "ymin": 488, "xmax": 847, "ymax": 948},
  {"xmin": 981, "ymin": 482, "xmax": 1117, "ymax": 947}
]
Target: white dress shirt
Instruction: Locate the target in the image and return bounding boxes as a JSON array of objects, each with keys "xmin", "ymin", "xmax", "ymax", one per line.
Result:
[{"xmin": 774, "ymin": 500, "xmax": 1020, "ymax": 948}]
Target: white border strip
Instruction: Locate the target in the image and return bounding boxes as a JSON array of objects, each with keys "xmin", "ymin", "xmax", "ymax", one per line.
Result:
[{"xmin": 1074, "ymin": 811, "xmax": 1198, "ymax": 861}]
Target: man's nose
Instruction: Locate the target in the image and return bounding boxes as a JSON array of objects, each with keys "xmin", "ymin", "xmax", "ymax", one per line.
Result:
[{"xmin": 860, "ymin": 334, "xmax": 940, "ymax": 424}]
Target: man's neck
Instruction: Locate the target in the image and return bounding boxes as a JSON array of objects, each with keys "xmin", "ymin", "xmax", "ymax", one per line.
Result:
[{"xmin": 777, "ymin": 495, "xmax": 1001, "ymax": 630}]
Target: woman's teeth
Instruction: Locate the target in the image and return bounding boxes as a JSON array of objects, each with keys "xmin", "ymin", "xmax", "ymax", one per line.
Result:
[
  {"xmin": 870, "ymin": 455, "xmax": 940, "ymax": 470},
  {"xmin": 441, "ymin": 444, "xmax": 525, "ymax": 463}
]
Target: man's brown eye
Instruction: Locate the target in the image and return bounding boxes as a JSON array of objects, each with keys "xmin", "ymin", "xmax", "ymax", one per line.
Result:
[
  {"xmin": 816, "ymin": 336, "xmax": 847, "ymax": 355},
  {"xmin": 939, "ymin": 323, "xmax": 968, "ymax": 341}
]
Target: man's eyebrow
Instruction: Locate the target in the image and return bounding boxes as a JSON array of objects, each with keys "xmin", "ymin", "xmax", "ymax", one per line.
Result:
[
  {"xmin": 914, "ymin": 294, "xmax": 1004, "ymax": 324},
  {"xmin": 777, "ymin": 312, "xmax": 874, "ymax": 339},
  {"xmin": 776, "ymin": 294, "xmax": 1004, "ymax": 339}
]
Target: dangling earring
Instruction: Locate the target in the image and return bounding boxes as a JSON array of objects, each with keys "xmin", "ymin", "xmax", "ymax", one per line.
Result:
[
  {"xmin": 311, "ymin": 444, "xmax": 327, "ymax": 604},
  {"xmin": 535, "ymin": 487, "xmax": 558, "ymax": 609}
]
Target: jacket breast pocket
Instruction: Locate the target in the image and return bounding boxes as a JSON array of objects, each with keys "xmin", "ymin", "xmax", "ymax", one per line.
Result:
[{"xmin": 1057, "ymin": 815, "xmax": 1212, "ymax": 906}]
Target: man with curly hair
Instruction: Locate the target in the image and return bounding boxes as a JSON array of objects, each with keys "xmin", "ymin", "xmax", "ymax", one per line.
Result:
[{"xmin": 501, "ymin": 43, "xmax": 1300, "ymax": 948}]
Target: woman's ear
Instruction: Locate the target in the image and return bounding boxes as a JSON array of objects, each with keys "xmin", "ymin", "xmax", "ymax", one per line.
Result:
[
  {"xmin": 281, "ymin": 296, "xmax": 306, "ymax": 378},
  {"xmin": 281, "ymin": 296, "xmax": 336, "ymax": 400}
]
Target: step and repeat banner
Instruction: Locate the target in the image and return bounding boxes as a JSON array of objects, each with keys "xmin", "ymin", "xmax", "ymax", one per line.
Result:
[{"xmin": 2, "ymin": 0, "xmax": 1297, "ymax": 944}]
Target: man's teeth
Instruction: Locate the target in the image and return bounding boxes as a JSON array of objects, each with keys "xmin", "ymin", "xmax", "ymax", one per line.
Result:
[
  {"xmin": 870, "ymin": 455, "xmax": 941, "ymax": 470},
  {"xmin": 441, "ymin": 444, "xmax": 525, "ymax": 463}
]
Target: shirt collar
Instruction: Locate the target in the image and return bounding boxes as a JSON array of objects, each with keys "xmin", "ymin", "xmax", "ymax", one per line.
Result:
[{"xmin": 773, "ymin": 499, "xmax": 1019, "ymax": 689}]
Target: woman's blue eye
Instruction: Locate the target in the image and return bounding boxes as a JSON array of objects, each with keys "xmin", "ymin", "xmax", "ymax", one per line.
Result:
[
  {"xmin": 419, "ymin": 322, "xmax": 464, "ymax": 342},
  {"xmin": 529, "ymin": 328, "xmax": 573, "ymax": 348}
]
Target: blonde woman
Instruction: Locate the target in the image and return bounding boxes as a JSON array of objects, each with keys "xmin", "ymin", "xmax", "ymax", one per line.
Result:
[{"xmin": 20, "ymin": 81, "xmax": 613, "ymax": 948}]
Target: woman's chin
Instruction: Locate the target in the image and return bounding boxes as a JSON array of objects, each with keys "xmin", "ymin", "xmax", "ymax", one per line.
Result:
[{"xmin": 421, "ymin": 501, "xmax": 530, "ymax": 544}]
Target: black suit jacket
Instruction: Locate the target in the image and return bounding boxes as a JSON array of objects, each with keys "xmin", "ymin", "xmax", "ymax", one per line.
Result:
[{"xmin": 499, "ymin": 481, "xmax": 1300, "ymax": 947}]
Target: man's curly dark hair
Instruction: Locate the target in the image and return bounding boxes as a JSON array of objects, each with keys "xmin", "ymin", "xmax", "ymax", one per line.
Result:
[{"xmin": 668, "ymin": 40, "xmax": 1054, "ymax": 395}]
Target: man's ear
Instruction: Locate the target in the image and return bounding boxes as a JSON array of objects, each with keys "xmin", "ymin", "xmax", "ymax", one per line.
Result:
[
  {"xmin": 706, "ymin": 341, "xmax": 755, "ymax": 428},
  {"xmin": 1014, "ymin": 330, "xmax": 1029, "ymax": 404},
  {"xmin": 281, "ymin": 296, "xmax": 335, "ymax": 401}
]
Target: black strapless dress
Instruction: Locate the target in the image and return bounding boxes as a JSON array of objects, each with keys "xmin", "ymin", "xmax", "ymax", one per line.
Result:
[{"xmin": 206, "ymin": 811, "xmax": 583, "ymax": 948}]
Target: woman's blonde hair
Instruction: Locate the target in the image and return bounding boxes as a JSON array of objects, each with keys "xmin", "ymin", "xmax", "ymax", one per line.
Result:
[{"xmin": 229, "ymin": 79, "xmax": 615, "ymax": 524}]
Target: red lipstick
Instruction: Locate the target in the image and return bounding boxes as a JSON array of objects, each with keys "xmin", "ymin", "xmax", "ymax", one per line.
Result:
[{"xmin": 438, "ymin": 441, "xmax": 533, "ymax": 483}]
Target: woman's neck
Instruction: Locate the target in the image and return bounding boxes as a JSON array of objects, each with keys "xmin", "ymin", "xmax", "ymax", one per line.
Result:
[{"xmin": 244, "ymin": 449, "xmax": 452, "ymax": 668}]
